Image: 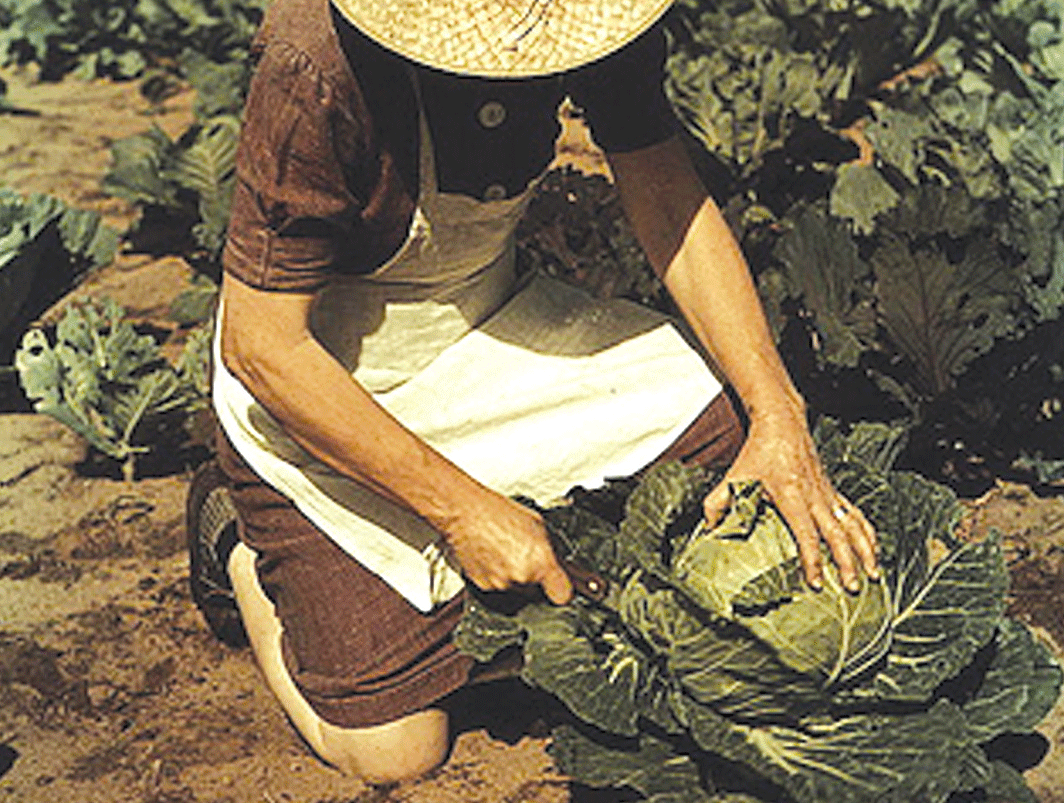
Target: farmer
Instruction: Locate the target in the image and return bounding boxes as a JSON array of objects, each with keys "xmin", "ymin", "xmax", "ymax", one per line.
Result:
[{"xmin": 187, "ymin": 0, "xmax": 880, "ymax": 785}]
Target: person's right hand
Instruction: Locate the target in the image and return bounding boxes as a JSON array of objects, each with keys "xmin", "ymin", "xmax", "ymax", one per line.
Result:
[{"xmin": 441, "ymin": 491, "xmax": 574, "ymax": 605}]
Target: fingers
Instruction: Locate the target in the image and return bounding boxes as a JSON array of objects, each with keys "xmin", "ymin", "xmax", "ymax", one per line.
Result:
[
  {"xmin": 708, "ymin": 470, "xmax": 880, "ymax": 594},
  {"xmin": 449, "ymin": 499, "xmax": 575, "ymax": 605},
  {"xmin": 776, "ymin": 498, "xmax": 827, "ymax": 590},
  {"xmin": 838, "ymin": 499, "xmax": 880, "ymax": 580},
  {"xmin": 803, "ymin": 494, "xmax": 879, "ymax": 593},
  {"xmin": 809, "ymin": 499, "xmax": 862, "ymax": 592},
  {"xmin": 701, "ymin": 480, "xmax": 730, "ymax": 527},
  {"xmin": 538, "ymin": 559, "xmax": 575, "ymax": 605}
]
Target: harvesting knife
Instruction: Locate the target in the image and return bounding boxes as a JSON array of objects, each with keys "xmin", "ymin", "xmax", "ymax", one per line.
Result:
[{"xmin": 548, "ymin": 530, "xmax": 611, "ymax": 604}]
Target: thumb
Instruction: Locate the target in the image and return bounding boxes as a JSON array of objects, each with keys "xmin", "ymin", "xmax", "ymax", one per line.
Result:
[
  {"xmin": 702, "ymin": 478, "xmax": 732, "ymax": 528},
  {"xmin": 540, "ymin": 561, "xmax": 574, "ymax": 606}
]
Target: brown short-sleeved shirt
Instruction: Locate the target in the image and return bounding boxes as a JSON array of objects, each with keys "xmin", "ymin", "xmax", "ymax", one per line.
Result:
[{"xmin": 223, "ymin": 0, "xmax": 678, "ymax": 293}]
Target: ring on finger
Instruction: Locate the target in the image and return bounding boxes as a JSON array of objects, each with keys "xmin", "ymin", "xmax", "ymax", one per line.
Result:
[{"xmin": 832, "ymin": 503, "xmax": 850, "ymax": 521}]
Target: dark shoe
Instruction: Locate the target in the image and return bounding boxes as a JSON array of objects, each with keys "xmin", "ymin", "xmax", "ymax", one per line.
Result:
[{"xmin": 187, "ymin": 460, "xmax": 248, "ymax": 647}]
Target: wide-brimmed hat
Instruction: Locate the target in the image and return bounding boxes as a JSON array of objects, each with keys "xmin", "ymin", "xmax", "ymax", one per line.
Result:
[{"xmin": 330, "ymin": 0, "xmax": 675, "ymax": 78}]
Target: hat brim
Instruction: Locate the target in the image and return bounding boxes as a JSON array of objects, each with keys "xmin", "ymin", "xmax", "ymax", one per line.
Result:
[{"xmin": 330, "ymin": 0, "xmax": 675, "ymax": 78}]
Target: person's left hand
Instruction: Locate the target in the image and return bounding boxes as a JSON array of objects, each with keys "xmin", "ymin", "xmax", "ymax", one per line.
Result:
[{"xmin": 701, "ymin": 403, "xmax": 880, "ymax": 592}]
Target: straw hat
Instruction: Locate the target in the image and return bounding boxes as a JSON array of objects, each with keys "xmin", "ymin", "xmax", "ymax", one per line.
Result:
[{"xmin": 330, "ymin": 0, "xmax": 675, "ymax": 78}]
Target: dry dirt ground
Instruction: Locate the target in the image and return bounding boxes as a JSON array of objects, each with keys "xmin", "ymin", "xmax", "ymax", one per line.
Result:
[{"xmin": 1, "ymin": 66, "xmax": 1063, "ymax": 803}]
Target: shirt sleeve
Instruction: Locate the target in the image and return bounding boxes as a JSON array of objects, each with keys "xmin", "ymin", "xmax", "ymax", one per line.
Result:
[
  {"xmin": 223, "ymin": 40, "xmax": 363, "ymax": 292},
  {"xmin": 564, "ymin": 23, "xmax": 678, "ymax": 155}
]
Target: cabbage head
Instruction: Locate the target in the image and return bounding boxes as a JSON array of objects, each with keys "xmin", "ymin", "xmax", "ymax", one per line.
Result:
[{"xmin": 455, "ymin": 421, "xmax": 1061, "ymax": 803}]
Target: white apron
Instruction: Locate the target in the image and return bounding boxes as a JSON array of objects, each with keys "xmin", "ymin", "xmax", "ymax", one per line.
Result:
[{"xmin": 213, "ymin": 83, "xmax": 723, "ymax": 612}]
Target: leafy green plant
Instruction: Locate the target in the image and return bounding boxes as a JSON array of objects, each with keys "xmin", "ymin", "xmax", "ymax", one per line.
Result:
[
  {"xmin": 663, "ymin": 0, "xmax": 1064, "ymax": 490},
  {"xmin": 0, "ymin": 188, "xmax": 118, "ymax": 362},
  {"xmin": 456, "ymin": 422, "xmax": 1061, "ymax": 803},
  {"xmin": 0, "ymin": 0, "xmax": 266, "ymax": 80},
  {"xmin": 103, "ymin": 114, "xmax": 239, "ymax": 262},
  {"xmin": 665, "ymin": 0, "xmax": 852, "ymax": 182},
  {"xmin": 14, "ymin": 297, "xmax": 209, "ymax": 481}
]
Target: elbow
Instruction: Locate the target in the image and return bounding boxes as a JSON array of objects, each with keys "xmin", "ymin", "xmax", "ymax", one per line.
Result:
[
  {"xmin": 217, "ymin": 273, "xmax": 319, "ymax": 401},
  {"xmin": 219, "ymin": 312, "xmax": 290, "ymax": 399}
]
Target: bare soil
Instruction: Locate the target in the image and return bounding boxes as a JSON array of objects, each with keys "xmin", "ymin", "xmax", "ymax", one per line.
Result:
[{"xmin": 1, "ymin": 65, "xmax": 1063, "ymax": 803}]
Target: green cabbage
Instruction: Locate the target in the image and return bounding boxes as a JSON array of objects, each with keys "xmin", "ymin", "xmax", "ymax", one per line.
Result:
[{"xmin": 455, "ymin": 422, "xmax": 1060, "ymax": 803}]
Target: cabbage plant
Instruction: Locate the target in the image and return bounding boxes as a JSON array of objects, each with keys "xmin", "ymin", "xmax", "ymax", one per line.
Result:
[{"xmin": 456, "ymin": 422, "xmax": 1061, "ymax": 803}]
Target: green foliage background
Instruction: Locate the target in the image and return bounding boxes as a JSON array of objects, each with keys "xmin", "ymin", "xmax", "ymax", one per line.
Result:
[{"xmin": 3, "ymin": 0, "xmax": 1063, "ymax": 482}]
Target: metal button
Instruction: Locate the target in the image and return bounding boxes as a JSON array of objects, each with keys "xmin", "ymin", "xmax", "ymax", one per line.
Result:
[
  {"xmin": 477, "ymin": 100, "xmax": 507, "ymax": 129},
  {"xmin": 483, "ymin": 183, "xmax": 508, "ymax": 201}
]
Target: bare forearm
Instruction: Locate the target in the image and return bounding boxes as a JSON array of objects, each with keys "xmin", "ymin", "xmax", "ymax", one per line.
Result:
[
  {"xmin": 610, "ymin": 137, "xmax": 878, "ymax": 589},
  {"xmin": 609, "ymin": 137, "xmax": 801, "ymax": 420},
  {"xmin": 661, "ymin": 198, "xmax": 804, "ymax": 419},
  {"xmin": 219, "ymin": 277, "xmax": 485, "ymax": 530}
]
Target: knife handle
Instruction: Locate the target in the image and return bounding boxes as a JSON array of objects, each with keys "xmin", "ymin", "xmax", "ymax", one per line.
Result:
[{"xmin": 548, "ymin": 531, "xmax": 609, "ymax": 603}]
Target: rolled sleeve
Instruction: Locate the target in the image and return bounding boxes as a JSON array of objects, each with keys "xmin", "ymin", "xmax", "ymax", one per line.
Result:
[{"xmin": 223, "ymin": 41, "xmax": 364, "ymax": 292}]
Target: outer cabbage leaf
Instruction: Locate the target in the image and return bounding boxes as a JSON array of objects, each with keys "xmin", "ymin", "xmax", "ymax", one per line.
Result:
[
  {"xmin": 452, "ymin": 594, "xmax": 525, "ymax": 664},
  {"xmin": 517, "ymin": 602, "xmax": 675, "ymax": 736},
  {"xmin": 679, "ymin": 694, "xmax": 983, "ymax": 803},
  {"xmin": 961, "ymin": 618, "xmax": 1063, "ymax": 740},
  {"xmin": 617, "ymin": 460, "xmax": 711, "ymax": 578},
  {"xmin": 853, "ymin": 532, "xmax": 1008, "ymax": 702},
  {"xmin": 981, "ymin": 760, "xmax": 1040, "ymax": 803},
  {"xmin": 823, "ymin": 467, "xmax": 1010, "ymax": 702},
  {"xmin": 549, "ymin": 725, "xmax": 718, "ymax": 803}
]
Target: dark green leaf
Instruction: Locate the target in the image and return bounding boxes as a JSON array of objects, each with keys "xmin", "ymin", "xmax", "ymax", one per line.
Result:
[
  {"xmin": 858, "ymin": 534, "xmax": 1008, "ymax": 702},
  {"xmin": 102, "ymin": 126, "xmax": 180, "ymax": 207},
  {"xmin": 452, "ymin": 594, "xmax": 526, "ymax": 663},
  {"xmin": 962, "ymin": 618, "xmax": 1063, "ymax": 740},
  {"xmin": 680, "ymin": 694, "xmax": 980, "ymax": 803},
  {"xmin": 865, "ymin": 103, "xmax": 938, "ymax": 185},
  {"xmin": 167, "ymin": 115, "xmax": 242, "ymax": 255},
  {"xmin": 872, "ymin": 232, "xmax": 1020, "ymax": 396},
  {"xmin": 168, "ymin": 274, "xmax": 218, "ymax": 326},
  {"xmin": 981, "ymin": 760, "xmax": 1039, "ymax": 803},
  {"xmin": 549, "ymin": 725, "xmax": 717, "ymax": 803},
  {"xmin": 518, "ymin": 603, "xmax": 670, "ymax": 736},
  {"xmin": 829, "ymin": 163, "xmax": 900, "ymax": 235},
  {"xmin": 618, "ymin": 461, "xmax": 710, "ymax": 578},
  {"xmin": 772, "ymin": 205, "xmax": 877, "ymax": 368}
]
